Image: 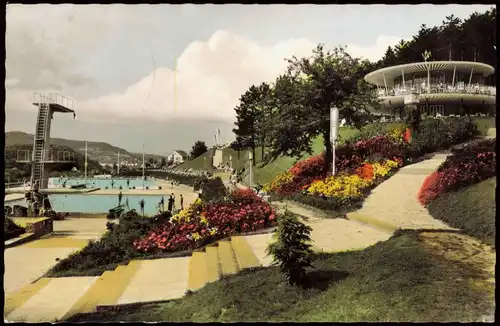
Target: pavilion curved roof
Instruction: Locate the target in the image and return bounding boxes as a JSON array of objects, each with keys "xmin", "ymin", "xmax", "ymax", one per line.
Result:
[{"xmin": 364, "ymin": 61, "xmax": 495, "ymax": 87}]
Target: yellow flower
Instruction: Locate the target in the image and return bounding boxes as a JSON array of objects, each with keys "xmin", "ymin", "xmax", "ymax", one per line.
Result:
[
  {"xmin": 387, "ymin": 127, "xmax": 405, "ymax": 142},
  {"xmin": 191, "ymin": 232, "xmax": 201, "ymax": 241},
  {"xmin": 307, "ymin": 159, "xmax": 400, "ymax": 198},
  {"xmin": 266, "ymin": 171, "xmax": 294, "ymax": 192}
]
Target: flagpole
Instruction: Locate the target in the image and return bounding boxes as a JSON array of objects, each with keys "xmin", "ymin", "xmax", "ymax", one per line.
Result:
[
  {"xmin": 84, "ymin": 141, "xmax": 88, "ymax": 182},
  {"xmin": 142, "ymin": 144, "xmax": 145, "ymax": 188},
  {"xmin": 117, "ymin": 151, "xmax": 120, "ymax": 176}
]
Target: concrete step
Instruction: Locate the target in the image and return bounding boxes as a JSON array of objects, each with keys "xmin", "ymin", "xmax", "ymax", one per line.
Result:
[
  {"xmin": 5, "ymin": 277, "xmax": 98, "ymax": 322},
  {"xmin": 241, "ymin": 233, "xmax": 275, "ymax": 267},
  {"xmin": 218, "ymin": 240, "xmax": 240, "ymax": 276},
  {"xmin": 116, "ymin": 257, "xmax": 189, "ymax": 305},
  {"xmin": 187, "ymin": 252, "xmax": 208, "ymax": 292},
  {"xmin": 231, "ymin": 236, "xmax": 261, "ymax": 270},
  {"xmin": 4, "ymin": 278, "xmax": 52, "ymax": 317},
  {"xmin": 205, "ymin": 245, "xmax": 222, "ymax": 283},
  {"xmin": 61, "ymin": 268, "xmax": 120, "ymax": 318},
  {"xmin": 96, "ymin": 261, "xmax": 142, "ymax": 309}
]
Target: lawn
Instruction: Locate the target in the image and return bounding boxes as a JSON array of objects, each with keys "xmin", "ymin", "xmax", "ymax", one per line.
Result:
[
  {"xmin": 66, "ymin": 231, "xmax": 493, "ymax": 323},
  {"xmin": 427, "ymin": 178, "xmax": 496, "ymax": 248}
]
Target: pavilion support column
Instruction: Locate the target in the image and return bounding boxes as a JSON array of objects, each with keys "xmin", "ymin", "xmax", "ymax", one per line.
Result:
[
  {"xmin": 427, "ymin": 63, "xmax": 430, "ymax": 92},
  {"xmin": 402, "ymin": 69, "xmax": 405, "ymax": 88},
  {"xmin": 468, "ymin": 68, "xmax": 474, "ymax": 88},
  {"xmin": 452, "ymin": 65, "xmax": 456, "ymax": 87},
  {"xmin": 383, "ymin": 72, "xmax": 388, "ymax": 93}
]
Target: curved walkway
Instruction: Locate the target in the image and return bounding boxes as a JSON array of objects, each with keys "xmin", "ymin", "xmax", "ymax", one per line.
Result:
[{"xmin": 347, "ymin": 153, "xmax": 456, "ymax": 231}]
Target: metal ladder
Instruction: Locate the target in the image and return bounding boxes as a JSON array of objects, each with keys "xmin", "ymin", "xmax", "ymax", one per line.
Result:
[{"xmin": 31, "ymin": 98, "xmax": 50, "ymax": 188}]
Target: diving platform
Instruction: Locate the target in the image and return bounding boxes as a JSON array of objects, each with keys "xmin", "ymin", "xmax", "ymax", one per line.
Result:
[{"xmin": 33, "ymin": 92, "xmax": 74, "ymax": 113}]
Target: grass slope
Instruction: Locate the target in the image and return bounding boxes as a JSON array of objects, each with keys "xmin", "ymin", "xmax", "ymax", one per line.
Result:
[
  {"xmin": 427, "ymin": 178, "xmax": 496, "ymax": 248},
  {"xmin": 66, "ymin": 231, "xmax": 493, "ymax": 323}
]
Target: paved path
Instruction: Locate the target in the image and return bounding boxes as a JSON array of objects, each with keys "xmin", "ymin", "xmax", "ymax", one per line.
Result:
[
  {"xmin": 347, "ymin": 154, "xmax": 456, "ymax": 230},
  {"xmin": 4, "ymin": 218, "xmax": 107, "ymax": 295},
  {"xmin": 271, "ymin": 200, "xmax": 392, "ymax": 252}
]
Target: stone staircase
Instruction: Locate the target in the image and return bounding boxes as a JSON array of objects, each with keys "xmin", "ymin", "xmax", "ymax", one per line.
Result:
[{"xmin": 4, "ymin": 235, "xmax": 273, "ymax": 322}]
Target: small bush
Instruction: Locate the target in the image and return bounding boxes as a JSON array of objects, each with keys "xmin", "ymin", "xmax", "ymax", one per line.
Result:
[
  {"xmin": 200, "ymin": 177, "xmax": 227, "ymax": 203},
  {"xmin": 266, "ymin": 210, "xmax": 314, "ymax": 287},
  {"xmin": 106, "ymin": 221, "xmax": 114, "ymax": 231},
  {"xmin": 4, "ymin": 218, "xmax": 26, "ymax": 241}
]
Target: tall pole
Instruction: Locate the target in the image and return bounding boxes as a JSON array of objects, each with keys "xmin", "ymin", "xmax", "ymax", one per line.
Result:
[
  {"xmin": 142, "ymin": 144, "xmax": 145, "ymax": 180},
  {"xmin": 84, "ymin": 141, "xmax": 88, "ymax": 182},
  {"xmin": 248, "ymin": 151, "xmax": 253, "ymax": 189},
  {"xmin": 117, "ymin": 151, "xmax": 120, "ymax": 176},
  {"xmin": 330, "ymin": 107, "xmax": 339, "ymax": 176}
]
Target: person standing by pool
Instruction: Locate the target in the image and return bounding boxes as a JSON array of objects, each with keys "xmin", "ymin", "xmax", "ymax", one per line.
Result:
[
  {"xmin": 171, "ymin": 193, "xmax": 176, "ymax": 211},
  {"xmin": 160, "ymin": 196, "xmax": 164, "ymax": 212},
  {"xmin": 118, "ymin": 191, "xmax": 123, "ymax": 205},
  {"xmin": 111, "ymin": 180, "xmax": 115, "ymax": 189},
  {"xmin": 126, "ymin": 179, "xmax": 130, "ymax": 188},
  {"xmin": 180, "ymin": 194, "xmax": 184, "ymax": 210},
  {"xmin": 167, "ymin": 195, "xmax": 174, "ymax": 213},
  {"xmin": 125, "ymin": 197, "xmax": 129, "ymax": 210},
  {"xmin": 139, "ymin": 198, "xmax": 145, "ymax": 216}
]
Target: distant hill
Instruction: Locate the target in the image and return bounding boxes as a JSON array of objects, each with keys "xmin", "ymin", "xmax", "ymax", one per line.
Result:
[{"xmin": 5, "ymin": 131, "xmax": 165, "ymax": 165}]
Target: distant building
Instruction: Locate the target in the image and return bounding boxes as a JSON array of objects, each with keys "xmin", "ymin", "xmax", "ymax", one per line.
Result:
[{"xmin": 167, "ymin": 150, "xmax": 189, "ymax": 165}]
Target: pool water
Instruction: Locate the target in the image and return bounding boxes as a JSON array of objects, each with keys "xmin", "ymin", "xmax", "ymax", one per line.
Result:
[
  {"xmin": 50, "ymin": 178, "xmax": 157, "ymax": 189},
  {"xmin": 8, "ymin": 194, "xmax": 176, "ymax": 215}
]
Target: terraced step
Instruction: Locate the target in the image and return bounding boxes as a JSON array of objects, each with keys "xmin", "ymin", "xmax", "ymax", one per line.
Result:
[
  {"xmin": 218, "ymin": 240, "xmax": 240, "ymax": 276},
  {"xmin": 96, "ymin": 261, "xmax": 142, "ymax": 309},
  {"xmin": 4, "ymin": 278, "xmax": 52, "ymax": 317},
  {"xmin": 5, "ymin": 277, "xmax": 98, "ymax": 322},
  {"xmin": 231, "ymin": 236, "xmax": 261, "ymax": 269},
  {"xmin": 187, "ymin": 252, "xmax": 208, "ymax": 291},
  {"xmin": 62, "ymin": 268, "xmax": 121, "ymax": 319},
  {"xmin": 117, "ymin": 257, "xmax": 189, "ymax": 305},
  {"xmin": 205, "ymin": 245, "xmax": 222, "ymax": 283}
]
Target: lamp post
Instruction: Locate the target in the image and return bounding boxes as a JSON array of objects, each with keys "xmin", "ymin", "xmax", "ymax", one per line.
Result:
[
  {"xmin": 248, "ymin": 151, "xmax": 253, "ymax": 189},
  {"xmin": 330, "ymin": 107, "xmax": 339, "ymax": 176}
]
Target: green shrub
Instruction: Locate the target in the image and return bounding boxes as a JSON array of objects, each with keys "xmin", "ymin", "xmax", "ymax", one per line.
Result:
[
  {"xmin": 266, "ymin": 210, "xmax": 314, "ymax": 287},
  {"xmin": 200, "ymin": 177, "xmax": 227, "ymax": 203},
  {"xmin": 48, "ymin": 209, "xmax": 160, "ymax": 275},
  {"xmin": 407, "ymin": 117, "xmax": 479, "ymax": 158}
]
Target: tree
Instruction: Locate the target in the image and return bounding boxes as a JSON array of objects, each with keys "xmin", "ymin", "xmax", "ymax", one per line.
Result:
[
  {"xmin": 232, "ymin": 87, "xmax": 259, "ymax": 166},
  {"xmin": 160, "ymin": 157, "xmax": 167, "ymax": 169},
  {"xmin": 190, "ymin": 141, "xmax": 208, "ymax": 160},
  {"xmin": 267, "ymin": 45, "xmax": 380, "ymax": 172},
  {"xmin": 381, "ymin": 46, "xmax": 398, "ymax": 66},
  {"xmin": 439, "ymin": 14, "xmax": 462, "ymax": 61}
]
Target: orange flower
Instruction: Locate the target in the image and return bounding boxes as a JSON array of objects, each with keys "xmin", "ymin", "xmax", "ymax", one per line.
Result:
[{"xmin": 355, "ymin": 163, "xmax": 374, "ymax": 180}]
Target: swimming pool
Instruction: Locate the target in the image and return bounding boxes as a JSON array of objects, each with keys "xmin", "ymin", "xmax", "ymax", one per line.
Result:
[
  {"xmin": 50, "ymin": 178, "xmax": 157, "ymax": 189},
  {"xmin": 7, "ymin": 194, "xmax": 175, "ymax": 215}
]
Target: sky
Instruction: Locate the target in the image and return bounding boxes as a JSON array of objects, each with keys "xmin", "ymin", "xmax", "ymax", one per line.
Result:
[{"xmin": 5, "ymin": 4, "xmax": 493, "ymax": 155}]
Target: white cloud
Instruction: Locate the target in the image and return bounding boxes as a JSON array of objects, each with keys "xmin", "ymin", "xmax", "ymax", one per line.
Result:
[
  {"xmin": 346, "ymin": 35, "xmax": 411, "ymax": 62},
  {"xmin": 5, "ymin": 5, "xmax": 406, "ymax": 124}
]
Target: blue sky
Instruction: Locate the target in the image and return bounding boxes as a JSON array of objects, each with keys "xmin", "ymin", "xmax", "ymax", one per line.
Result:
[{"xmin": 5, "ymin": 4, "xmax": 493, "ymax": 154}]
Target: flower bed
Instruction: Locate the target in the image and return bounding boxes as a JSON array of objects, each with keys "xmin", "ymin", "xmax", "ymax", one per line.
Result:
[
  {"xmin": 134, "ymin": 188, "xmax": 276, "ymax": 253},
  {"xmin": 264, "ymin": 117, "xmax": 479, "ymax": 213},
  {"xmin": 418, "ymin": 138, "xmax": 496, "ymax": 206}
]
